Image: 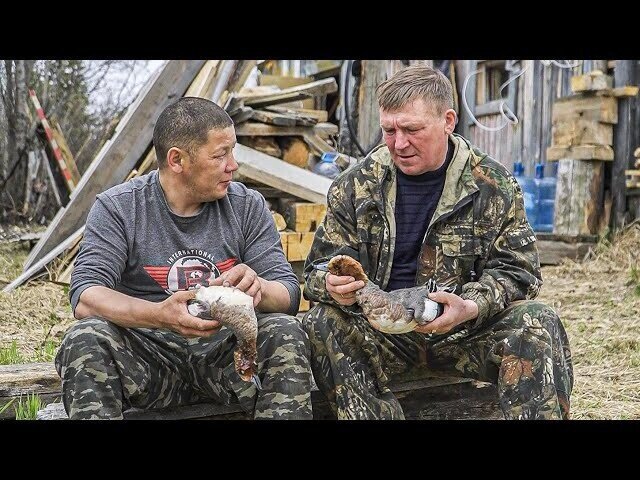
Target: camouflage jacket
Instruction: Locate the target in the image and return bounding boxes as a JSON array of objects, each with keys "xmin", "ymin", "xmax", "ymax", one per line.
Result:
[{"xmin": 303, "ymin": 133, "xmax": 542, "ymax": 328}]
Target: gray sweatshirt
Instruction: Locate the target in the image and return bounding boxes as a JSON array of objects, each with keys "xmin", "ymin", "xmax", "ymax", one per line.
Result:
[{"xmin": 70, "ymin": 170, "xmax": 300, "ymax": 316}]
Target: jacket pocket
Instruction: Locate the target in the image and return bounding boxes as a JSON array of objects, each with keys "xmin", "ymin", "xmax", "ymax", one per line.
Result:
[{"xmin": 439, "ymin": 234, "xmax": 491, "ymax": 285}]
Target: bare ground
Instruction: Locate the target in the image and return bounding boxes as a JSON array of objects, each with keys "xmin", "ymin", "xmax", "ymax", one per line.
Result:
[{"xmin": 1, "ymin": 225, "xmax": 639, "ymax": 419}]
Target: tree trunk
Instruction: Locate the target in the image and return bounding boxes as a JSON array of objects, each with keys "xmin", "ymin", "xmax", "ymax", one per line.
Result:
[{"xmin": 1, "ymin": 61, "xmax": 33, "ymax": 217}]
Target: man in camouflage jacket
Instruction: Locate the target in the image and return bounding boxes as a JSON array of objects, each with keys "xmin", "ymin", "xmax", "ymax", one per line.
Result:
[{"xmin": 302, "ymin": 65, "xmax": 573, "ymax": 420}]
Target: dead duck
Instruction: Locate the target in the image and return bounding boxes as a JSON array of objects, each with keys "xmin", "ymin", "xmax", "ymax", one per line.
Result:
[
  {"xmin": 318, "ymin": 255, "xmax": 448, "ymax": 334},
  {"xmin": 187, "ymin": 285, "xmax": 261, "ymax": 389}
]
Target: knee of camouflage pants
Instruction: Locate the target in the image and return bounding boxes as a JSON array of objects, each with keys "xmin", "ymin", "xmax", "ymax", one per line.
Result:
[
  {"xmin": 251, "ymin": 314, "xmax": 313, "ymax": 419},
  {"xmin": 302, "ymin": 303, "xmax": 405, "ymax": 419},
  {"xmin": 495, "ymin": 300, "xmax": 573, "ymax": 419},
  {"xmin": 54, "ymin": 317, "xmax": 128, "ymax": 419}
]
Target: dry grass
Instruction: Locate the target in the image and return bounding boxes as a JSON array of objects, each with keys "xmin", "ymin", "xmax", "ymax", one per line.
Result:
[
  {"xmin": 0, "ymin": 242, "xmax": 75, "ymax": 362},
  {"xmin": 1, "ymin": 225, "xmax": 639, "ymax": 418},
  {"xmin": 537, "ymin": 223, "xmax": 640, "ymax": 419}
]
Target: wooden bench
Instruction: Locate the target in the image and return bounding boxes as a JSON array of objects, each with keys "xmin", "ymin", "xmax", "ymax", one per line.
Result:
[{"xmin": 0, "ymin": 362, "xmax": 502, "ymax": 420}]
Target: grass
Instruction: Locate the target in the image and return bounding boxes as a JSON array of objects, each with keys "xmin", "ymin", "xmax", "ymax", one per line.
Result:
[
  {"xmin": 0, "ymin": 398, "xmax": 15, "ymax": 416},
  {"xmin": 536, "ymin": 222, "xmax": 640, "ymax": 419},
  {"xmin": 0, "ymin": 340, "xmax": 24, "ymax": 364},
  {"xmin": 0, "ymin": 241, "xmax": 72, "ymax": 363},
  {"xmin": 14, "ymin": 393, "xmax": 42, "ymax": 420}
]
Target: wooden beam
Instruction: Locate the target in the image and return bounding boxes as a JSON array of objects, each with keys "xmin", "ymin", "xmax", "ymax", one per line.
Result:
[
  {"xmin": 23, "ymin": 61, "xmax": 206, "ymax": 271},
  {"xmin": 570, "ymin": 71, "xmax": 613, "ymax": 93},
  {"xmin": 552, "ymin": 94, "xmax": 618, "ymax": 124},
  {"xmin": 547, "ymin": 145, "xmax": 614, "ymax": 161},
  {"xmin": 537, "ymin": 237, "xmax": 595, "ymax": 265},
  {"xmin": 2, "ymin": 226, "xmax": 85, "ymax": 293},
  {"xmin": 610, "ymin": 86, "xmax": 640, "ymax": 98},
  {"xmin": 302, "ymin": 133, "xmax": 335, "ymax": 156},
  {"xmin": 238, "ymin": 78, "xmax": 338, "ymax": 109},
  {"xmin": 188, "ymin": 60, "xmax": 221, "ymax": 100},
  {"xmin": 357, "ymin": 60, "xmax": 386, "ymax": 154},
  {"xmin": 279, "ymin": 199, "xmax": 327, "ymax": 232},
  {"xmin": 235, "ymin": 121, "xmax": 338, "ymax": 138},
  {"xmin": 29, "ymin": 364, "xmax": 499, "ymax": 420},
  {"xmin": 551, "ymin": 118, "xmax": 613, "ymax": 147},
  {"xmin": 250, "ymin": 109, "xmax": 297, "ymax": 126},
  {"xmin": 233, "ymin": 144, "xmax": 332, "ymax": 204},
  {"xmin": 612, "ymin": 60, "xmax": 637, "ymax": 229},
  {"xmin": 265, "ymin": 105, "xmax": 328, "ymax": 122}
]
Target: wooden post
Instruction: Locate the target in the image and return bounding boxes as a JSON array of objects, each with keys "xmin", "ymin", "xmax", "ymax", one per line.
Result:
[
  {"xmin": 554, "ymin": 159, "xmax": 604, "ymax": 235},
  {"xmin": 356, "ymin": 61, "xmax": 387, "ymax": 155},
  {"xmin": 612, "ymin": 60, "xmax": 638, "ymax": 229}
]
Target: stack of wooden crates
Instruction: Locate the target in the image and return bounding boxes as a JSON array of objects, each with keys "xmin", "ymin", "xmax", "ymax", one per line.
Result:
[
  {"xmin": 271, "ymin": 199, "xmax": 326, "ymax": 313},
  {"xmin": 546, "ymin": 70, "xmax": 617, "ymax": 235}
]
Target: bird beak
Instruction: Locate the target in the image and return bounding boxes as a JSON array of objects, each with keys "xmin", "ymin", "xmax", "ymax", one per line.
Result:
[{"xmin": 315, "ymin": 261, "xmax": 330, "ymax": 272}]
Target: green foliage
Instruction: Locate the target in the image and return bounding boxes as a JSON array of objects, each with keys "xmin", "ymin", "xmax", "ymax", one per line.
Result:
[
  {"xmin": 0, "ymin": 340, "xmax": 24, "ymax": 365},
  {"xmin": 15, "ymin": 393, "xmax": 42, "ymax": 420},
  {"xmin": 35, "ymin": 340, "xmax": 58, "ymax": 362},
  {"xmin": 0, "ymin": 398, "xmax": 15, "ymax": 416}
]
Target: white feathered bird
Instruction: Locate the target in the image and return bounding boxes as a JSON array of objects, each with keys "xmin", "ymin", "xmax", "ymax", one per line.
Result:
[{"xmin": 187, "ymin": 285, "xmax": 261, "ymax": 389}]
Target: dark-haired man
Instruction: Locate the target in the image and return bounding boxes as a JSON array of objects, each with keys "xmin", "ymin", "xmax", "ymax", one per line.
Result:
[{"xmin": 56, "ymin": 97, "xmax": 313, "ymax": 419}]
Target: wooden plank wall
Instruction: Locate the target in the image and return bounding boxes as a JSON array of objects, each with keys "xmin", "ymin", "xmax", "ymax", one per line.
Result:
[
  {"xmin": 468, "ymin": 113, "xmax": 515, "ymax": 173},
  {"xmin": 462, "ymin": 60, "xmax": 610, "ymax": 177}
]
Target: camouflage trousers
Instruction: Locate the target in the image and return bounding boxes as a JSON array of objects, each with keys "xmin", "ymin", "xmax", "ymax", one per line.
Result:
[
  {"xmin": 55, "ymin": 313, "xmax": 313, "ymax": 420},
  {"xmin": 303, "ymin": 300, "xmax": 573, "ymax": 420}
]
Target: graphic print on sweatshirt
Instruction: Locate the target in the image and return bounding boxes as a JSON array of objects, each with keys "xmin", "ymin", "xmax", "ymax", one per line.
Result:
[{"xmin": 143, "ymin": 248, "xmax": 237, "ymax": 294}]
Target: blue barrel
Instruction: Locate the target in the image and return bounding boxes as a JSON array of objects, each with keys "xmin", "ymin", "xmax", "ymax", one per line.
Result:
[
  {"xmin": 513, "ymin": 162, "xmax": 537, "ymax": 229},
  {"xmin": 535, "ymin": 163, "xmax": 557, "ymax": 233}
]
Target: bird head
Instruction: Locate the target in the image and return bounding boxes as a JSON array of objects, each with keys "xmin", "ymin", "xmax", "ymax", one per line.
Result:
[{"xmin": 324, "ymin": 255, "xmax": 369, "ymax": 282}]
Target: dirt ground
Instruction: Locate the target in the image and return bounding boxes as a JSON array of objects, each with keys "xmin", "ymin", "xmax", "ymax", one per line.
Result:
[{"xmin": 1, "ymin": 224, "xmax": 639, "ymax": 419}]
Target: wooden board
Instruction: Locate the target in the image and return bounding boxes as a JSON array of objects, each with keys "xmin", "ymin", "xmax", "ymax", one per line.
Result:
[
  {"xmin": 233, "ymin": 144, "xmax": 332, "ymax": 204},
  {"xmin": 0, "ymin": 362, "xmax": 61, "ymax": 420},
  {"xmin": 235, "ymin": 121, "xmax": 338, "ymax": 138},
  {"xmin": 271, "ymin": 211, "xmax": 286, "ymax": 231},
  {"xmin": 570, "ymin": 72, "xmax": 613, "ymax": 93},
  {"xmin": 551, "ymin": 118, "xmax": 613, "ymax": 147},
  {"xmin": 238, "ymin": 78, "xmax": 338, "ymax": 109},
  {"xmin": 279, "ymin": 230, "xmax": 315, "ymax": 262},
  {"xmin": 29, "ymin": 365, "xmax": 500, "ymax": 420},
  {"xmin": 547, "ymin": 145, "xmax": 614, "ymax": 161},
  {"xmin": 552, "ymin": 95, "xmax": 618, "ymax": 124},
  {"xmin": 279, "ymin": 199, "xmax": 327, "ymax": 232},
  {"xmin": 23, "ymin": 61, "xmax": 206, "ymax": 271},
  {"xmin": 3, "ymin": 226, "xmax": 85, "ymax": 293},
  {"xmin": 265, "ymin": 106, "xmax": 328, "ymax": 122},
  {"xmin": 536, "ymin": 238, "xmax": 595, "ymax": 265},
  {"xmin": 259, "ymin": 74, "xmax": 315, "ymax": 109}
]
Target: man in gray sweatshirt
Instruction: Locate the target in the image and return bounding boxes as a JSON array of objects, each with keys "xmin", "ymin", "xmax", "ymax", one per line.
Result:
[{"xmin": 54, "ymin": 97, "xmax": 313, "ymax": 419}]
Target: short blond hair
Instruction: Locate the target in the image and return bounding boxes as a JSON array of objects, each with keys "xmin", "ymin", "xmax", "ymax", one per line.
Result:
[{"xmin": 376, "ymin": 64, "xmax": 454, "ymax": 114}]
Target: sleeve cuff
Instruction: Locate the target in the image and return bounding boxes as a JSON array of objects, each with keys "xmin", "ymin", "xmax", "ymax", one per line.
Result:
[
  {"xmin": 460, "ymin": 286, "xmax": 491, "ymax": 328},
  {"xmin": 279, "ymin": 280, "xmax": 301, "ymax": 317},
  {"xmin": 69, "ymin": 283, "xmax": 101, "ymax": 317}
]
